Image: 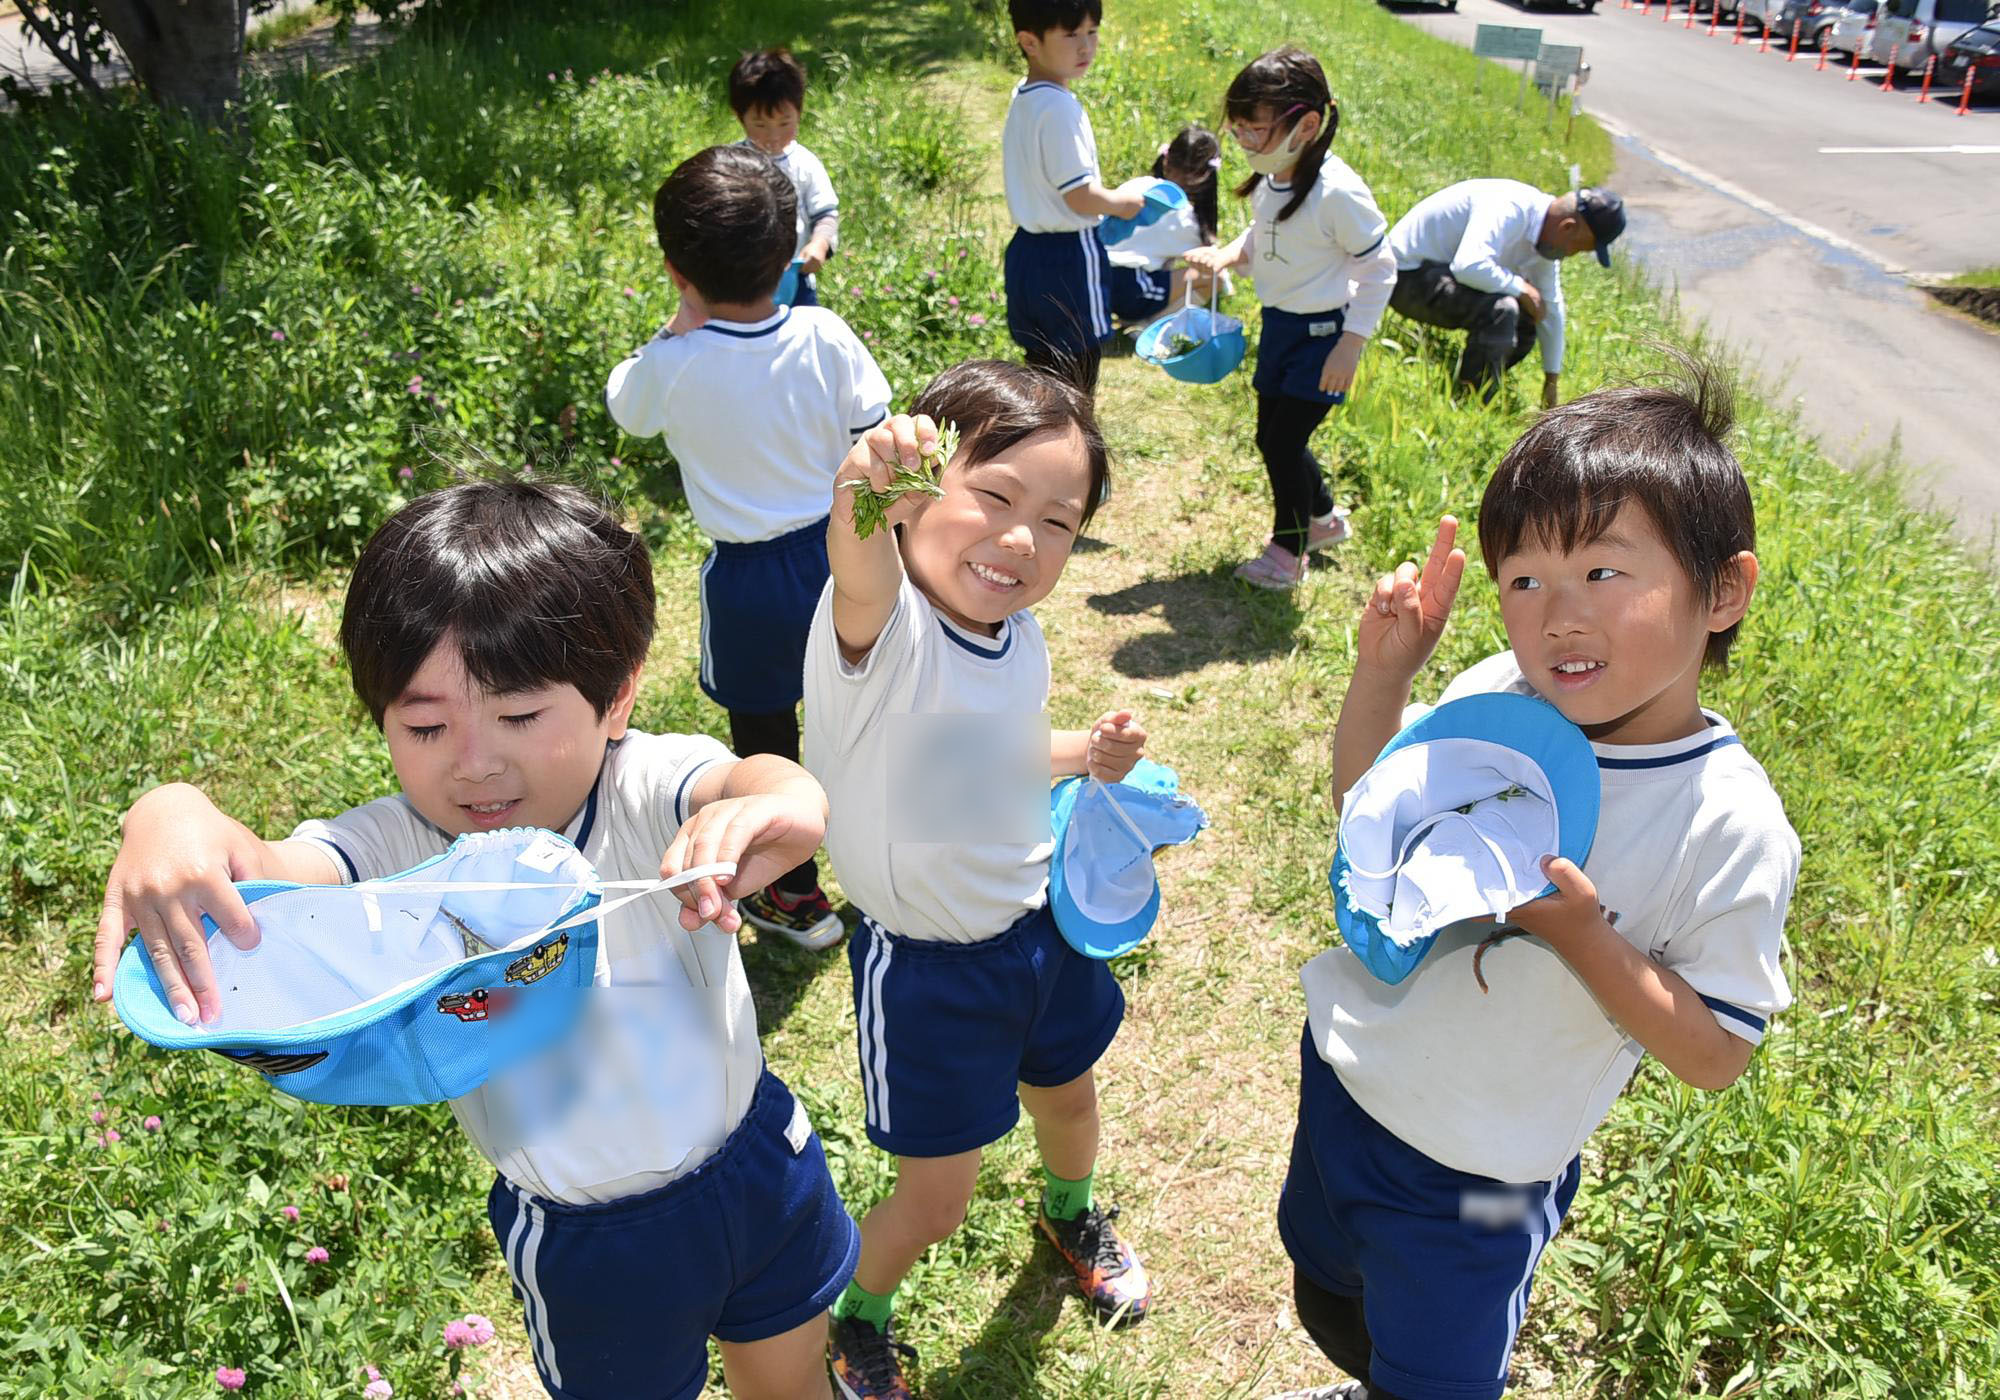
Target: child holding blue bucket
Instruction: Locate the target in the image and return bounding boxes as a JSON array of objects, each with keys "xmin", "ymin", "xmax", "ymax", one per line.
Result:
[
  {"xmin": 802, "ymin": 361, "xmax": 1155, "ymax": 1398},
  {"xmin": 1185, "ymin": 47, "xmax": 1395, "ymax": 591}
]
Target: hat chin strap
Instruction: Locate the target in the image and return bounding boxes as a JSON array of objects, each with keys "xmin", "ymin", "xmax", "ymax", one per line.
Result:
[{"xmin": 346, "ymin": 862, "xmax": 740, "ymax": 938}]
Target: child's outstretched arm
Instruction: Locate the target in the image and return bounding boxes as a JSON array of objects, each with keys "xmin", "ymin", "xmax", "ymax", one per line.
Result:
[
  {"xmin": 826, "ymin": 413, "xmax": 939, "ymax": 663},
  {"xmin": 1504, "ymin": 858, "xmax": 1757, "ymax": 1091},
  {"xmin": 1053, "ymin": 710, "xmax": 1147, "ymax": 781},
  {"xmin": 92, "ymin": 784, "xmax": 341, "ymax": 1026},
  {"xmin": 1184, "ymin": 228, "xmax": 1252, "ymax": 275},
  {"xmin": 1062, "ymin": 176, "xmax": 1152, "ymax": 220},
  {"xmin": 1331, "ymin": 516, "xmax": 1466, "ymax": 809},
  {"xmin": 660, "ymin": 756, "xmax": 830, "ymax": 933}
]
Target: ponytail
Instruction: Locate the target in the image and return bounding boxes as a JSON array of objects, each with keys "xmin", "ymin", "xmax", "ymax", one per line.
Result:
[{"xmin": 1223, "ymin": 47, "xmax": 1338, "ymax": 223}]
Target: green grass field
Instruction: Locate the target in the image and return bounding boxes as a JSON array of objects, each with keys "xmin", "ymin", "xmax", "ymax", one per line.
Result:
[{"xmin": 1, "ymin": 0, "xmax": 1996, "ymax": 1395}]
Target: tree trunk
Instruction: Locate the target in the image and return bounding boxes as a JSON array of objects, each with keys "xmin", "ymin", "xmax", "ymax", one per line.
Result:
[{"xmin": 91, "ymin": 0, "xmax": 248, "ymax": 120}]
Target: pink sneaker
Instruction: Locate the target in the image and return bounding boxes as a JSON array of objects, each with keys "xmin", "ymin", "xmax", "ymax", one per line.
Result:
[
  {"xmin": 1306, "ymin": 507, "xmax": 1352, "ymax": 553},
  {"xmin": 1233, "ymin": 541, "xmax": 1305, "ymax": 590}
]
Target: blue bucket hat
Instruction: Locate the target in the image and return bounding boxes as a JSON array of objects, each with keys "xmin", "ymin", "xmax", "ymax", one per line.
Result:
[
  {"xmin": 1328, "ymin": 693, "xmax": 1599, "ymax": 985},
  {"xmin": 114, "ymin": 827, "xmax": 731, "ymax": 1106},
  {"xmin": 1048, "ymin": 759, "xmax": 1208, "ymax": 959},
  {"xmin": 1097, "ymin": 178, "xmax": 1189, "ymax": 246}
]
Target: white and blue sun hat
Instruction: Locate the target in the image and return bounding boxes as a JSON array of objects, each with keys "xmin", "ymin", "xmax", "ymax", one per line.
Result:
[
  {"xmin": 1097, "ymin": 178, "xmax": 1189, "ymax": 247},
  {"xmin": 113, "ymin": 826, "xmax": 732, "ymax": 1107},
  {"xmin": 1329, "ymin": 693, "xmax": 1600, "ymax": 985},
  {"xmin": 1048, "ymin": 758, "xmax": 1208, "ymax": 959}
]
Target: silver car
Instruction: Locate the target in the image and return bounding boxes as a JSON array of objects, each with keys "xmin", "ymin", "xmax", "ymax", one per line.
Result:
[
  {"xmin": 1825, "ymin": 0, "xmax": 1880, "ymax": 53},
  {"xmin": 1868, "ymin": 0, "xmax": 1996, "ymax": 70}
]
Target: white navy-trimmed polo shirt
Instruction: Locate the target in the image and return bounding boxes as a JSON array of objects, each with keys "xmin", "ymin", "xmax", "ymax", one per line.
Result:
[
  {"xmin": 1246, "ymin": 154, "xmax": 1396, "ymax": 334},
  {"xmin": 1003, "ymin": 80, "xmax": 1102, "ymax": 234},
  {"xmin": 605, "ymin": 305, "xmax": 890, "ymax": 544},
  {"xmin": 1301, "ymin": 650, "xmax": 1799, "ymax": 1184}
]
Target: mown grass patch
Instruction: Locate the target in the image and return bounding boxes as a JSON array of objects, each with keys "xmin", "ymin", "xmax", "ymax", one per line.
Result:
[{"xmin": 0, "ymin": 0, "xmax": 1995, "ymax": 1395}]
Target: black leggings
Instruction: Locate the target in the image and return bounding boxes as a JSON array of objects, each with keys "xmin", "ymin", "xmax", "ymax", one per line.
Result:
[
  {"xmin": 1024, "ymin": 341, "xmax": 1102, "ymax": 398},
  {"xmin": 1293, "ymin": 1267, "xmax": 1410, "ymax": 1400},
  {"xmin": 726, "ymin": 707, "xmax": 819, "ymax": 896},
  {"xmin": 1256, "ymin": 394, "xmax": 1337, "ymax": 556}
]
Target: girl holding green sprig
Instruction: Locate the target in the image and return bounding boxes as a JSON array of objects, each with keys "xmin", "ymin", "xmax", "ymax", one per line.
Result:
[
  {"xmin": 802, "ymin": 359, "xmax": 1152, "ymax": 1399},
  {"xmin": 1185, "ymin": 46, "xmax": 1396, "ymax": 591}
]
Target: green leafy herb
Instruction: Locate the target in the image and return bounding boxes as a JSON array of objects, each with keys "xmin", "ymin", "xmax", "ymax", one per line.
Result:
[
  {"xmin": 840, "ymin": 421, "xmax": 958, "ymax": 539},
  {"xmin": 1166, "ymin": 332, "xmax": 1204, "ymax": 357}
]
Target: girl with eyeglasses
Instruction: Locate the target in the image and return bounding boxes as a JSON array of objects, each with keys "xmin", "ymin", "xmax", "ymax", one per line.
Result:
[{"xmin": 1185, "ymin": 48, "xmax": 1395, "ymax": 591}]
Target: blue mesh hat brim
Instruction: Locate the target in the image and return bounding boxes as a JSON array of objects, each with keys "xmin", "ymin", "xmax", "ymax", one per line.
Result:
[{"xmin": 1049, "ymin": 759, "xmax": 1208, "ymax": 960}]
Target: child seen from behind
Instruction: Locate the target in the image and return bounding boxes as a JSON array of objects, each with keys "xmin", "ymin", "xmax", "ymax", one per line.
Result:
[
  {"xmin": 607, "ymin": 144, "xmax": 890, "ymax": 951},
  {"xmin": 1106, "ymin": 123, "xmax": 1223, "ymax": 325}
]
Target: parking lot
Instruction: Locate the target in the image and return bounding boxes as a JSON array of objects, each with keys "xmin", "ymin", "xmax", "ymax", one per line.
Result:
[{"xmin": 1385, "ymin": 0, "xmax": 2000, "ymax": 543}]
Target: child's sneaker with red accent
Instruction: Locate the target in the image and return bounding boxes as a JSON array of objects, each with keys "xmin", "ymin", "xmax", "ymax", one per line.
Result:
[
  {"xmin": 740, "ymin": 885, "xmax": 845, "ymax": 951},
  {"xmin": 1037, "ymin": 1203, "xmax": 1152, "ymax": 1326},
  {"xmin": 829, "ymin": 1313, "xmax": 917, "ymax": 1400}
]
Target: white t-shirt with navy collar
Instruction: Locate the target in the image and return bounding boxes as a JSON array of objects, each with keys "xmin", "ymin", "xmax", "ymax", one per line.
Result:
[
  {"xmin": 1246, "ymin": 155, "xmax": 1396, "ymax": 335},
  {"xmin": 736, "ymin": 138, "xmax": 840, "ymax": 261},
  {"xmin": 802, "ymin": 573, "xmax": 1054, "ymax": 943},
  {"xmin": 1300, "ymin": 650, "xmax": 1799, "ymax": 1185},
  {"xmin": 1003, "ymin": 80, "xmax": 1101, "ymax": 234},
  {"xmin": 289, "ymin": 730, "xmax": 770, "ymax": 1206},
  {"xmin": 604, "ymin": 305, "xmax": 890, "ymax": 544},
  {"xmin": 1386, "ymin": 178, "xmax": 1567, "ymax": 374}
]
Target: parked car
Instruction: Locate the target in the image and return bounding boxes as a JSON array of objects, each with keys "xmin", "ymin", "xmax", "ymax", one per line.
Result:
[
  {"xmin": 1938, "ymin": 16, "xmax": 2000, "ymax": 93},
  {"xmin": 1867, "ymin": 0, "xmax": 1995, "ymax": 70},
  {"xmin": 1751, "ymin": 0, "xmax": 1866, "ymax": 42},
  {"xmin": 1824, "ymin": 0, "xmax": 1881, "ymax": 53}
]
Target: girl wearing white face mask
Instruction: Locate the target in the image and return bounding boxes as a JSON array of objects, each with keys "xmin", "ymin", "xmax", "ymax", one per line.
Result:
[{"xmin": 1185, "ymin": 47, "xmax": 1398, "ymax": 591}]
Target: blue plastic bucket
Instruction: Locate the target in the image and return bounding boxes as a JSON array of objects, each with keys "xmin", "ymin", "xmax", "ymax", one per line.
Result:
[{"xmin": 1134, "ymin": 282, "xmax": 1246, "ymax": 385}]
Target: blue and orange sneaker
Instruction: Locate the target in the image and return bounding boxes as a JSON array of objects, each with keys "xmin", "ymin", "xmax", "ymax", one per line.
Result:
[
  {"xmin": 1037, "ymin": 1203, "xmax": 1152, "ymax": 1326},
  {"xmin": 829, "ymin": 1313, "xmax": 917, "ymax": 1400}
]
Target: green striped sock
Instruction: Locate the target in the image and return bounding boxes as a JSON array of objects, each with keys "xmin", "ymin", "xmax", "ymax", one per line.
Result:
[
  {"xmin": 1041, "ymin": 1166, "xmax": 1094, "ymax": 1223},
  {"xmin": 832, "ymin": 1279, "xmax": 895, "ymax": 1327}
]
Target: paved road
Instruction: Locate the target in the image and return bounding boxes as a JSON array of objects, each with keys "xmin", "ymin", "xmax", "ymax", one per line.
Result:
[{"xmin": 1387, "ymin": 0, "xmax": 2000, "ymax": 547}]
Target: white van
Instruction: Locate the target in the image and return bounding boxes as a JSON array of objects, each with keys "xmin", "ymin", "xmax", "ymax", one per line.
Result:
[{"xmin": 1868, "ymin": 0, "xmax": 1995, "ymax": 70}]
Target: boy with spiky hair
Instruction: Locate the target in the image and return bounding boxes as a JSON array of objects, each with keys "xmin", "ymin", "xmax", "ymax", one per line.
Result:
[
  {"xmin": 1001, "ymin": 0, "xmax": 1152, "ymax": 395},
  {"xmin": 1279, "ymin": 359, "xmax": 1799, "ymax": 1400},
  {"xmin": 729, "ymin": 46, "xmax": 841, "ymax": 307}
]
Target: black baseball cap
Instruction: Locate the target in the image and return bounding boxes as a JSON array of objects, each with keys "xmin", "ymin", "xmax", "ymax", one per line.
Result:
[{"xmin": 1579, "ymin": 187, "xmax": 1625, "ymax": 268}]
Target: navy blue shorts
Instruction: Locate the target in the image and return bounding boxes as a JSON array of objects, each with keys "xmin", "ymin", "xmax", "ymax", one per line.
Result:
[
  {"xmin": 793, "ymin": 275, "xmax": 819, "ymax": 308},
  {"xmin": 1006, "ymin": 227, "xmax": 1113, "ymax": 360},
  {"xmin": 698, "ymin": 516, "xmax": 829, "ymax": 714},
  {"xmin": 1110, "ymin": 264, "xmax": 1171, "ymax": 322},
  {"xmin": 1278, "ymin": 1025, "xmax": 1580, "ymax": 1400},
  {"xmin": 848, "ymin": 904, "xmax": 1124, "ymax": 1157},
  {"xmin": 1253, "ymin": 305, "xmax": 1350, "ymax": 405},
  {"xmin": 487, "ymin": 1069, "xmax": 859, "ymax": 1400}
]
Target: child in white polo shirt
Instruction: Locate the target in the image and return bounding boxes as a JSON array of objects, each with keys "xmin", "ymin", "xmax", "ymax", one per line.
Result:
[
  {"xmin": 607, "ymin": 143, "xmax": 890, "ymax": 951},
  {"xmin": 1002, "ymin": 0, "xmax": 1152, "ymax": 395},
  {"xmin": 92, "ymin": 480, "xmax": 858, "ymax": 1400},
  {"xmin": 729, "ymin": 47, "xmax": 840, "ymax": 308},
  {"xmin": 1278, "ymin": 363, "xmax": 1799, "ymax": 1400},
  {"xmin": 1185, "ymin": 47, "xmax": 1396, "ymax": 591},
  {"xmin": 802, "ymin": 361, "xmax": 1153, "ymax": 1399}
]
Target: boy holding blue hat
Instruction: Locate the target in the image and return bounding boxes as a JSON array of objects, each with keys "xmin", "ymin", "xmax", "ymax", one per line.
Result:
[
  {"xmin": 1278, "ymin": 360, "xmax": 1798, "ymax": 1400},
  {"xmin": 93, "ymin": 480, "xmax": 859, "ymax": 1400},
  {"xmin": 1002, "ymin": 0, "xmax": 1155, "ymax": 394}
]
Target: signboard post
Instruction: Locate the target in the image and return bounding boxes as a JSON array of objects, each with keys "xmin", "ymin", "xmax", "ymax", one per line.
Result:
[
  {"xmin": 1472, "ymin": 23, "xmax": 1544, "ymax": 103},
  {"xmin": 1535, "ymin": 43, "xmax": 1584, "ymax": 128}
]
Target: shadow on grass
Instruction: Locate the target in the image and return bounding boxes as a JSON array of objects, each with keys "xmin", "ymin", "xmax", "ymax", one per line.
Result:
[
  {"xmin": 922, "ymin": 1236, "xmax": 1076, "ymax": 1399},
  {"xmin": 1088, "ymin": 569, "xmax": 1304, "ymax": 679},
  {"xmin": 736, "ymin": 919, "xmax": 835, "ymax": 1038}
]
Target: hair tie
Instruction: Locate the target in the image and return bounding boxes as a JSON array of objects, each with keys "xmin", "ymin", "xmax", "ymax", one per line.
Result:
[{"xmin": 1207, "ymin": 156, "xmax": 1221, "ymax": 169}]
